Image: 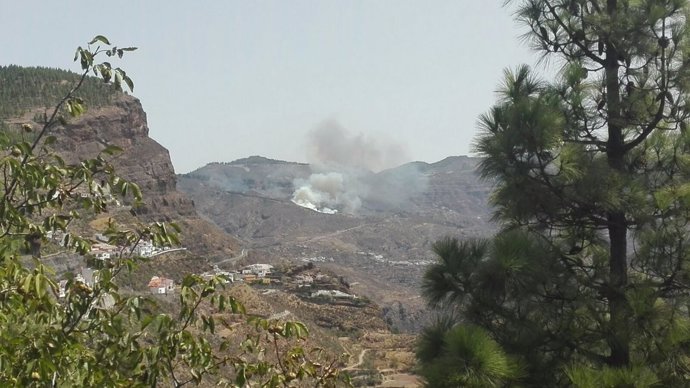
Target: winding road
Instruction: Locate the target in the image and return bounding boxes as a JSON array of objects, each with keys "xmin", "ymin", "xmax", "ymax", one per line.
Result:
[
  {"xmin": 214, "ymin": 248, "xmax": 247, "ymax": 266},
  {"xmin": 344, "ymin": 349, "xmax": 369, "ymax": 371}
]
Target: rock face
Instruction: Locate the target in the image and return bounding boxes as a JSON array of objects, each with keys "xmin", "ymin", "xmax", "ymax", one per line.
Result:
[
  {"xmin": 48, "ymin": 95, "xmax": 238, "ymax": 255},
  {"xmin": 56, "ymin": 96, "xmax": 193, "ymax": 216}
]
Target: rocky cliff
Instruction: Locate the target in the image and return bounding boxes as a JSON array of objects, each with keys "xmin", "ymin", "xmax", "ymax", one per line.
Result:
[
  {"xmin": 6, "ymin": 93, "xmax": 239, "ymax": 256},
  {"xmin": 56, "ymin": 96, "xmax": 194, "ymax": 215}
]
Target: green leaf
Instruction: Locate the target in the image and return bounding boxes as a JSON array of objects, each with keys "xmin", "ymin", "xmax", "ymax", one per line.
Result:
[
  {"xmin": 73, "ymin": 47, "xmax": 82, "ymax": 62},
  {"xmin": 89, "ymin": 35, "xmax": 111, "ymax": 45},
  {"xmin": 35, "ymin": 273, "xmax": 45, "ymax": 297},
  {"xmin": 229, "ymin": 297, "xmax": 246, "ymax": 314},
  {"xmin": 123, "ymin": 75, "xmax": 134, "ymax": 92},
  {"xmin": 79, "ymin": 49, "xmax": 93, "ymax": 70}
]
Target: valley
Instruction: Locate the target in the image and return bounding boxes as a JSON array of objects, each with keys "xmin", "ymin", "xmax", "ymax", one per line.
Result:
[{"xmin": 178, "ymin": 154, "xmax": 494, "ymax": 332}]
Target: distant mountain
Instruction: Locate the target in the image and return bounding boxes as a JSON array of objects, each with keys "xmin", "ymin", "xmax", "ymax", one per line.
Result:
[
  {"xmin": 228, "ymin": 155, "xmax": 305, "ymax": 165},
  {"xmin": 178, "ymin": 154, "xmax": 495, "ymax": 331},
  {"xmin": 183, "ymin": 157, "xmax": 311, "ymax": 199},
  {"xmin": 364, "ymin": 155, "xmax": 492, "ymax": 219}
]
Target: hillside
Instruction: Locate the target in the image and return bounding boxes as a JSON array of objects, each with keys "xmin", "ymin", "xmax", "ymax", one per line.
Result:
[
  {"xmin": 1, "ymin": 66, "xmax": 416, "ymax": 386},
  {"xmin": 0, "ymin": 65, "xmax": 118, "ymax": 119},
  {"xmin": 178, "ymin": 154, "xmax": 495, "ymax": 332}
]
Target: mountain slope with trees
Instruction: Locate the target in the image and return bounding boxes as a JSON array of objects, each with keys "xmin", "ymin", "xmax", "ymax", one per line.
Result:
[{"xmin": 0, "ymin": 65, "xmax": 118, "ymax": 119}]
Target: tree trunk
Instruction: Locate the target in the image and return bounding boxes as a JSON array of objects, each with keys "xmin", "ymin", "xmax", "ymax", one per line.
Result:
[
  {"xmin": 607, "ymin": 212, "xmax": 630, "ymax": 366},
  {"xmin": 605, "ymin": 0, "xmax": 631, "ymax": 367}
]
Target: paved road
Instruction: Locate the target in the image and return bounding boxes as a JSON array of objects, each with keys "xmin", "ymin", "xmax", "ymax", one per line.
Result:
[
  {"xmin": 149, "ymin": 247, "xmax": 188, "ymax": 257},
  {"xmin": 215, "ymin": 248, "xmax": 247, "ymax": 266}
]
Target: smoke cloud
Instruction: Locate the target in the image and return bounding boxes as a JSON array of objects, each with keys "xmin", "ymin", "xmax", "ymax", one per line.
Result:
[
  {"xmin": 292, "ymin": 172, "xmax": 363, "ymax": 214},
  {"xmin": 292, "ymin": 120, "xmax": 425, "ymax": 215},
  {"xmin": 306, "ymin": 120, "xmax": 410, "ymax": 172}
]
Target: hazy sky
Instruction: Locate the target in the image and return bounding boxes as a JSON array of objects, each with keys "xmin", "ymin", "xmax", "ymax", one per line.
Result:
[{"xmin": 1, "ymin": 1, "xmax": 541, "ymax": 173}]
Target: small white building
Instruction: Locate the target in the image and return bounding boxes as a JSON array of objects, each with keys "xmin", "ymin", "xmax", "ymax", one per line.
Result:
[
  {"xmin": 133, "ymin": 240, "xmax": 155, "ymax": 257},
  {"xmin": 242, "ymin": 264, "xmax": 274, "ymax": 278},
  {"xmin": 148, "ymin": 276, "xmax": 175, "ymax": 295},
  {"xmin": 58, "ymin": 268, "xmax": 98, "ymax": 298},
  {"xmin": 295, "ymin": 275, "xmax": 314, "ymax": 285},
  {"xmin": 201, "ymin": 270, "xmax": 237, "ymax": 284},
  {"xmin": 310, "ymin": 290, "xmax": 356, "ymax": 299},
  {"xmin": 58, "ymin": 280, "xmax": 68, "ymax": 298},
  {"xmin": 91, "ymin": 242, "xmax": 118, "ymax": 260}
]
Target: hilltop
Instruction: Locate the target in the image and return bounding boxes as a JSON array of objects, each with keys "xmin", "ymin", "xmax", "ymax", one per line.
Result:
[{"xmin": 0, "ymin": 65, "xmax": 118, "ymax": 119}]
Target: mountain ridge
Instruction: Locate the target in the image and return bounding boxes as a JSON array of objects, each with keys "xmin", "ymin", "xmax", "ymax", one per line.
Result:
[{"xmin": 178, "ymin": 152, "xmax": 494, "ymax": 332}]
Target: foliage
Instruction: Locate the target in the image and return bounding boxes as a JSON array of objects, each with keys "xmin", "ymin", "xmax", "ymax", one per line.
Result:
[
  {"xmin": 419, "ymin": 0, "xmax": 690, "ymax": 386},
  {"xmin": 0, "ymin": 65, "xmax": 119, "ymax": 119},
  {"xmin": 416, "ymin": 318, "xmax": 522, "ymax": 388},
  {"xmin": 0, "ymin": 37, "xmax": 349, "ymax": 387}
]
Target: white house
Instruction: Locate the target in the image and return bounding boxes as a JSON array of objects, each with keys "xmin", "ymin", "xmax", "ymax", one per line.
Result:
[
  {"xmin": 147, "ymin": 276, "xmax": 175, "ymax": 294},
  {"xmin": 295, "ymin": 275, "xmax": 314, "ymax": 285},
  {"xmin": 201, "ymin": 269, "xmax": 237, "ymax": 284},
  {"xmin": 242, "ymin": 264, "xmax": 274, "ymax": 278},
  {"xmin": 58, "ymin": 280, "xmax": 68, "ymax": 298},
  {"xmin": 91, "ymin": 242, "xmax": 118, "ymax": 260},
  {"xmin": 133, "ymin": 240, "xmax": 155, "ymax": 257},
  {"xmin": 310, "ymin": 290, "xmax": 356, "ymax": 299},
  {"xmin": 58, "ymin": 268, "xmax": 98, "ymax": 298}
]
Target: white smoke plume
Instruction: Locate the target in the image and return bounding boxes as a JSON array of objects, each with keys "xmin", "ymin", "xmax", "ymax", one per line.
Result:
[
  {"xmin": 306, "ymin": 120, "xmax": 410, "ymax": 172},
  {"xmin": 292, "ymin": 172, "xmax": 363, "ymax": 214},
  {"xmin": 292, "ymin": 120, "xmax": 418, "ymax": 215}
]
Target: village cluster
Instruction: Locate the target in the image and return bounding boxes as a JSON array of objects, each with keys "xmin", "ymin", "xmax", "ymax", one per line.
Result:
[
  {"xmin": 357, "ymin": 251, "xmax": 433, "ymax": 267},
  {"xmin": 55, "ymin": 232, "xmax": 183, "ymax": 298},
  {"xmin": 54, "ymin": 229, "xmax": 361, "ymax": 304},
  {"xmin": 145, "ymin": 263, "xmax": 281, "ymax": 296},
  {"xmin": 47, "ymin": 231, "xmax": 179, "ymax": 260},
  {"xmin": 61, "ymin": 259, "xmax": 359, "ymax": 303},
  {"xmin": 199, "ymin": 263, "xmax": 359, "ymax": 301}
]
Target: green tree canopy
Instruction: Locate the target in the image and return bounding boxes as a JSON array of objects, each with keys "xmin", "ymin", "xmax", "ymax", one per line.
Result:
[
  {"xmin": 0, "ymin": 65, "xmax": 119, "ymax": 119},
  {"xmin": 419, "ymin": 0, "xmax": 690, "ymax": 386}
]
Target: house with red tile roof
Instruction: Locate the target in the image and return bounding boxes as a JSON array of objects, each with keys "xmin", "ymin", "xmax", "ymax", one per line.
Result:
[{"xmin": 147, "ymin": 276, "xmax": 174, "ymax": 294}]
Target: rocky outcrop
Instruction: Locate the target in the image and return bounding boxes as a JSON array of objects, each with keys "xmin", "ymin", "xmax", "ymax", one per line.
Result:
[
  {"xmin": 55, "ymin": 96, "xmax": 192, "ymax": 215},
  {"xmin": 48, "ymin": 94, "xmax": 238, "ymax": 255}
]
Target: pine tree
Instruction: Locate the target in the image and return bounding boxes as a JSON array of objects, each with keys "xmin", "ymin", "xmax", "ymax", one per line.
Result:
[{"xmin": 420, "ymin": 0, "xmax": 690, "ymax": 386}]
